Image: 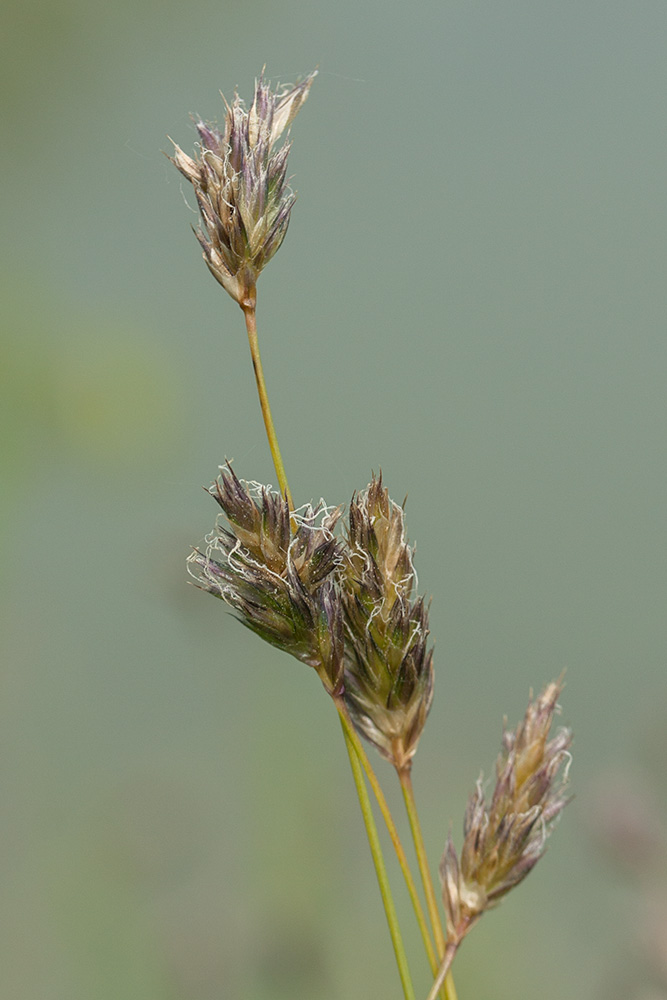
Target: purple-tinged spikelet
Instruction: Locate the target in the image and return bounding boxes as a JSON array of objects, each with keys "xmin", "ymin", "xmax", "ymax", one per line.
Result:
[
  {"xmin": 341, "ymin": 474, "xmax": 434, "ymax": 770},
  {"xmin": 169, "ymin": 70, "xmax": 316, "ymax": 308},
  {"xmin": 440, "ymin": 680, "xmax": 572, "ymax": 945},
  {"xmin": 188, "ymin": 464, "xmax": 344, "ymax": 695}
]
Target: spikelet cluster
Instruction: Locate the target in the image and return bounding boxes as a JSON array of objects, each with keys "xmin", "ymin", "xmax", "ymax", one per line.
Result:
[
  {"xmin": 341, "ymin": 474, "xmax": 434, "ymax": 770},
  {"xmin": 440, "ymin": 680, "xmax": 572, "ymax": 944},
  {"xmin": 188, "ymin": 465, "xmax": 344, "ymax": 695},
  {"xmin": 189, "ymin": 470, "xmax": 435, "ymax": 763},
  {"xmin": 169, "ymin": 71, "xmax": 316, "ymax": 308}
]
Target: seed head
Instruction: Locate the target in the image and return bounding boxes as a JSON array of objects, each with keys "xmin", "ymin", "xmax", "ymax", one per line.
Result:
[
  {"xmin": 440, "ymin": 680, "xmax": 572, "ymax": 944},
  {"xmin": 187, "ymin": 465, "xmax": 344, "ymax": 695},
  {"xmin": 169, "ymin": 70, "xmax": 316, "ymax": 308},
  {"xmin": 341, "ymin": 474, "xmax": 434, "ymax": 770}
]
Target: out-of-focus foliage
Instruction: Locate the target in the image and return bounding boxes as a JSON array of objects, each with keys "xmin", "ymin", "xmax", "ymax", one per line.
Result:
[{"xmin": 0, "ymin": 279, "xmax": 179, "ymax": 547}]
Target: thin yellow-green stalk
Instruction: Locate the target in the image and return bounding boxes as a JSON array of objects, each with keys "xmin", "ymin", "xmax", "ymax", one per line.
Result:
[
  {"xmin": 340, "ymin": 718, "xmax": 417, "ymax": 1000},
  {"xmin": 335, "ymin": 699, "xmax": 438, "ymax": 975},
  {"xmin": 399, "ymin": 766, "xmax": 458, "ymax": 1000},
  {"xmin": 242, "ymin": 301, "xmax": 293, "ymax": 509}
]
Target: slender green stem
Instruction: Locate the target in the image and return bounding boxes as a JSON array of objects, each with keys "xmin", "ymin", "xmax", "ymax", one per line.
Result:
[
  {"xmin": 340, "ymin": 717, "xmax": 417, "ymax": 1000},
  {"xmin": 335, "ymin": 700, "xmax": 438, "ymax": 975},
  {"xmin": 398, "ymin": 768, "xmax": 445, "ymax": 955},
  {"xmin": 399, "ymin": 767, "xmax": 458, "ymax": 1000},
  {"xmin": 242, "ymin": 303, "xmax": 293, "ymax": 509}
]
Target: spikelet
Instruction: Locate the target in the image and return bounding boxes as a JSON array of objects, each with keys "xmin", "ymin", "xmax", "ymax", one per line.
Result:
[
  {"xmin": 169, "ymin": 70, "xmax": 316, "ymax": 308},
  {"xmin": 188, "ymin": 464, "xmax": 344, "ymax": 695},
  {"xmin": 341, "ymin": 474, "xmax": 434, "ymax": 770},
  {"xmin": 440, "ymin": 680, "xmax": 572, "ymax": 945}
]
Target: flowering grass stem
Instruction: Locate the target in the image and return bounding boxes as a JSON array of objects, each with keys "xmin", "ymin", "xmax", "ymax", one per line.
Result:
[
  {"xmin": 399, "ymin": 767, "xmax": 458, "ymax": 1000},
  {"xmin": 340, "ymin": 716, "xmax": 417, "ymax": 1000},
  {"xmin": 242, "ymin": 301, "xmax": 416, "ymax": 996},
  {"xmin": 242, "ymin": 302, "xmax": 293, "ymax": 509},
  {"xmin": 240, "ymin": 297, "xmax": 451, "ymax": 999}
]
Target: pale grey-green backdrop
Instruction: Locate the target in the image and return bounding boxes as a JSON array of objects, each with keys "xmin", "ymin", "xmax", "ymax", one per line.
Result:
[{"xmin": 2, "ymin": 1, "xmax": 667, "ymax": 998}]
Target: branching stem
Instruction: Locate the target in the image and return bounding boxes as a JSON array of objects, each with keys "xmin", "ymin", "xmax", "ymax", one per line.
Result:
[
  {"xmin": 242, "ymin": 296, "xmax": 415, "ymax": 999},
  {"xmin": 335, "ymin": 700, "xmax": 438, "ymax": 975}
]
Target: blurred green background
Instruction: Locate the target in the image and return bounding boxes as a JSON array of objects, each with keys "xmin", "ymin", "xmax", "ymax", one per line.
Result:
[{"xmin": 3, "ymin": 1, "xmax": 667, "ymax": 998}]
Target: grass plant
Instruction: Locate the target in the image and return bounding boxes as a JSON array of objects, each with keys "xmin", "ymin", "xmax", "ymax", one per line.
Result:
[{"xmin": 168, "ymin": 68, "xmax": 572, "ymax": 1000}]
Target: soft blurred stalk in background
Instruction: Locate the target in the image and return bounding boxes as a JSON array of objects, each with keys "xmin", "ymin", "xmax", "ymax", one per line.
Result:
[{"xmin": 2, "ymin": 1, "xmax": 667, "ymax": 998}]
